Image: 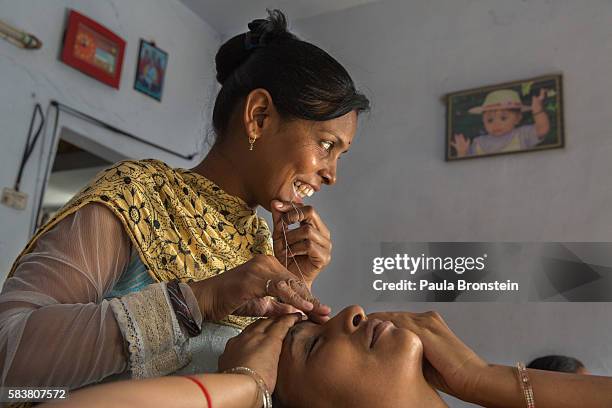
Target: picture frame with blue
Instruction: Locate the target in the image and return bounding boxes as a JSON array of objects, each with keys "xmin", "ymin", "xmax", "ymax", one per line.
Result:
[{"xmin": 134, "ymin": 40, "xmax": 168, "ymax": 101}]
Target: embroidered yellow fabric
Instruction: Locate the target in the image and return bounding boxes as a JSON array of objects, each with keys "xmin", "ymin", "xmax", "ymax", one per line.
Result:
[{"xmin": 8, "ymin": 159, "xmax": 273, "ymax": 329}]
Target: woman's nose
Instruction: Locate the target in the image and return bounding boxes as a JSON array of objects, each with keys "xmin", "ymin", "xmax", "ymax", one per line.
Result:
[
  {"xmin": 321, "ymin": 173, "xmax": 334, "ymax": 185},
  {"xmin": 319, "ymin": 163, "xmax": 337, "ymax": 185}
]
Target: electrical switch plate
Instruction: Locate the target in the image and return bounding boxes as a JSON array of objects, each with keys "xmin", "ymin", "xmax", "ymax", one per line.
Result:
[{"xmin": 1, "ymin": 187, "xmax": 28, "ymax": 210}]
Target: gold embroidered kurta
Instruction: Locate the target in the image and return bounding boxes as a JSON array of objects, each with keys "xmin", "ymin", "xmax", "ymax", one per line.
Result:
[
  {"xmin": 8, "ymin": 159, "xmax": 273, "ymax": 328},
  {"xmin": 0, "ymin": 159, "xmax": 273, "ymax": 405}
]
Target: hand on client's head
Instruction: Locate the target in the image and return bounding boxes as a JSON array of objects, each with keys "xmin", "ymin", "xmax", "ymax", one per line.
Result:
[
  {"xmin": 368, "ymin": 310, "xmax": 487, "ymax": 402},
  {"xmin": 219, "ymin": 313, "xmax": 302, "ymax": 393}
]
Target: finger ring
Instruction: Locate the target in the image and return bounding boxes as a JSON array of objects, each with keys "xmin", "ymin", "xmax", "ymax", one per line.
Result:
[{"xmin": 265, "ymin": 279, "xmax": 272, "ymax": 295}]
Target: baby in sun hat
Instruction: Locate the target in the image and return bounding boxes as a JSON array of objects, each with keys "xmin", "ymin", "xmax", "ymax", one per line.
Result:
[{"xmin": 452, "ymin": 88, "xmax": 550, "ymax": 157}]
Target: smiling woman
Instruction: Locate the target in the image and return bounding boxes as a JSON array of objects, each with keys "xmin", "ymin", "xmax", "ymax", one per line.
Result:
[
  {"xmin": 198, "ymin": 9, "xmax": 369, "ymax": 211},
  {"xmin": 0, "ymin": 8, "xmax": 369, "ymax": 408}
]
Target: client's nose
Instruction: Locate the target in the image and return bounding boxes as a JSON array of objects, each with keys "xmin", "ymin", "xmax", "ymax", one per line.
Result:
[{"xmin": 338, "ymin": 305, "xmax": 366, "ymax": 333}]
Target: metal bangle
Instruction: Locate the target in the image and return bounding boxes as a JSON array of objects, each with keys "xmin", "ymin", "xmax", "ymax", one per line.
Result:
[
  {"xmin": 166, "ymin": 280, "xmax": 202, "ymax": 337},
  {"xmin": 516, "ymin": 362, "xmax": 536, "ymax": 408},
  {"xmin": 223, "ymin": 366, "xmax": 272, "ymax": 408}
]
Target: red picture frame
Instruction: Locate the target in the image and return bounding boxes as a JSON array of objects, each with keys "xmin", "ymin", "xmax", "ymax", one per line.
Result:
[{"xmin": 60, "ymin": 10, "xmax": 125, "ymax": 88}]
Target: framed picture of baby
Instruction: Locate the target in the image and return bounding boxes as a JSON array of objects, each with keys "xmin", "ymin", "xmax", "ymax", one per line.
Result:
[{"xmin": 445, "ymin": 74, "xmax": 564, "ymax": 161}]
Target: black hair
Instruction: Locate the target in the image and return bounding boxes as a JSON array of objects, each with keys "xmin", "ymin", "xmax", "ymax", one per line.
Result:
[
  {"xmin": 527, "ymin": 355, "xmax": 585, "ymax": 374},
  {"xmin": 272, "ymin": 392, "xmax": 288, "ymax": 408},
  {"xmin": 212, "ymin": 9, "xmax": 370, "ymax": 139}
]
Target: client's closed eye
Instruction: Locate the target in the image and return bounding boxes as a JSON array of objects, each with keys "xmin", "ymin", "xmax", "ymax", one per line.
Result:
[{"xmin": 306, "ymin": 335, "xmax": 321, "ymax": 360}]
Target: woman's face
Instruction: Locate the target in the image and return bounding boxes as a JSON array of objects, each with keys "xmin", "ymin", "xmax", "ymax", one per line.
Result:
[
  {"xmin": 275, "ymin": 305, "xmax": 424, "ymax": 408},
  {"xmin": 243, "ymin": 91, "xmax": 358, "ymax": 210}
]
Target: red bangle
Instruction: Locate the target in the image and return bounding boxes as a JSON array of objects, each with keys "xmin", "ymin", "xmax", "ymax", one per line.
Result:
[{"xmin": 183, "ymin": 375, "xmax": 212, "ymax": 408}]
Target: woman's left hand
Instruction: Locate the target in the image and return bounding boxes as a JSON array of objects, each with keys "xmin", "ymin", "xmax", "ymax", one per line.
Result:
[{"xmin": 271, "ymin": 200, "xmax": 332, "ymax": 287}]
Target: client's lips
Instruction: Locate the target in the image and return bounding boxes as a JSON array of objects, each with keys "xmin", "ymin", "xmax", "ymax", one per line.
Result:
[{"xmin": 368, "ymin": 319, "xmax": 394, "ymax": 348}]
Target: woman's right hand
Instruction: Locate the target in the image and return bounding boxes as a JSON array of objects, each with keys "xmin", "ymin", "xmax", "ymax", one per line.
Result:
[
  {"xmin": 367, "ymin": 310, "xmax": 488, "ymax": 402},
  {"xmin": 189, "ymin": 254, "xmax": 331, "ymax": 323}
]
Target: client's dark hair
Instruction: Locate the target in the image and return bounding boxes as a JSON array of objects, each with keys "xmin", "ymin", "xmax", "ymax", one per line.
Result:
[
  {"xmin": 527, "ymin": 355, "xmax": 585, "ymax": 373},
  {"xmin": 212, "ymin": 9, "xmax": 370, "ymax": 139},
  {"xmin": 272, "ymin": 392, "xmax": 288, "ymax": 408}
]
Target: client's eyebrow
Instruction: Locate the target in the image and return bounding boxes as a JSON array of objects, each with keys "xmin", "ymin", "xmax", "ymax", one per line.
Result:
[{"xmin": 288, "ymin": 321, "xmax": 311, "ymax": 360}]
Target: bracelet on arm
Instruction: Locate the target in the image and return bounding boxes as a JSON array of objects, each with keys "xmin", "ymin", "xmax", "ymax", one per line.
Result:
[
  {"xmin": 167, "ymin": 280, "xmax": 202, "ymax": 337},
  {"xmin": 223, "ymin": 366, "xmax": 272, "ymax": 408},
  {"xmin": 183, "ymin": 375, "xmax": 213, "ymax": 407},
  {"xmin": 533, "ymin": 110, "xmax": 545, "ymax": 116},
  {"xmin": 516, "ymin": 362, "xmax": 536, "ymax": 408}
]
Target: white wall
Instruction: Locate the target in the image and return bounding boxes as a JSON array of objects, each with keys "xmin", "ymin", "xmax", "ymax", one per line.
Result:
[
  {"xmin": 291, "ymin": 1, "xmax": 612, "ymax": 405},
  {"xmin": 0, "ymin": 0, "xmax": 220, "ymax": 279}
]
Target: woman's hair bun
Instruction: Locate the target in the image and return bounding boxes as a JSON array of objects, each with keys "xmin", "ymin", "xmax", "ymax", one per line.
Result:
[
  {"xmin": 215, "ymin": 9, "xmax": 296, "ymax": 84},
  {"xmin": 212, "ymin": 8, "xmax": 370, "ymax": 137},
  {"xmin": 245, "ymin": 9, "xmax": 294, "ymax": 49}
]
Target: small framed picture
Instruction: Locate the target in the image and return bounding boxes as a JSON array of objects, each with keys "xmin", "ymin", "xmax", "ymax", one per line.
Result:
[
  {"xmin": 134, "ymin": 40, "xmax": 168, "ymax": 101},
  {"xmin": 60, "ymin": 10, "xmax": 125, "ymax": 88},
  {"xmin": 445, "ymin": 74, "xmax": 564, "ymax": 161}
]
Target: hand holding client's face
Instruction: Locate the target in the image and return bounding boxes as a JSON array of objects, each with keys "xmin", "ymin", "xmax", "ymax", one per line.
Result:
[
  {"xmin": 219, "ymin": 313, "xmax": 302, "ymax": 393},
  {"xmin": 368, "ymin": 310, "xmax": 488, "ymax": 401}
]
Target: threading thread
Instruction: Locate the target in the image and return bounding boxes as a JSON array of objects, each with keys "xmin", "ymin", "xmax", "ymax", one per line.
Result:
[{"xmin": 280, "ymin": 201, "xmax": 307, "ymax": 285}]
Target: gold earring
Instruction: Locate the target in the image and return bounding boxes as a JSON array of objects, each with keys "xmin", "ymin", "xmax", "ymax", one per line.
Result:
[{"xmin": 249, "ymin": 136, "xmax": 256, "ymax": 151}]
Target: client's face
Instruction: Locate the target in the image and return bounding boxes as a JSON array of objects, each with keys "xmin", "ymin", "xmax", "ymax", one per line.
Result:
[{"xmin": 276, "ymin": 305, "xmax": 424, "ymax": 408}]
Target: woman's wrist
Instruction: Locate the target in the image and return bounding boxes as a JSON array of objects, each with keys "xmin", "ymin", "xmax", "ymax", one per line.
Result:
[
  {"xmin": 188, "ymin": 275, "xmax": 224, "ymax": 321},
  {"xmin": 187, "ymin": 265, "xmax": 250, "ymax": 321},
  {"xmin": 466, "ymin": 364, "xmax": 527, "ymax": 408},
  {"xmin": 167, "ymin": 281, "xmax": 202, "ymax": 337},
  {"xmin": 179, "ymin": 282, "xmax": 203, "ymax": 325},
  {"xmin": 190, "ymin": 373, "xmax": 261, "ymax": 408},
  {"xmin": 223, "ymin": 367, "xmax": 271, "ymax": 408}
]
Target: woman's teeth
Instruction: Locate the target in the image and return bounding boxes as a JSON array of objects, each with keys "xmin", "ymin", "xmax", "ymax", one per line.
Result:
[{"xmin": 294, "ymin": 181, "xmax": 314, "ymax": 198}]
